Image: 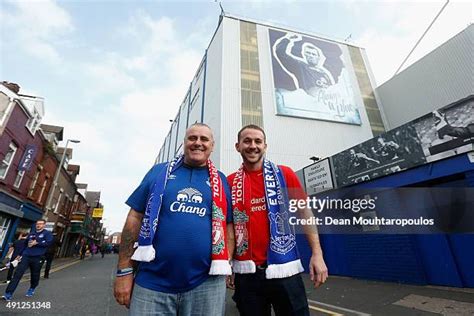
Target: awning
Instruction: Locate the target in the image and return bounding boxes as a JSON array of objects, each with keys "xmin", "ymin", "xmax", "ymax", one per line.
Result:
[
  {"xmin": 21, "ymin": 203, "xmax": 43, "ymax": 221},
  {"xmin": 0, "ymin": 202, "xmax": 23, "ymax": 218}
]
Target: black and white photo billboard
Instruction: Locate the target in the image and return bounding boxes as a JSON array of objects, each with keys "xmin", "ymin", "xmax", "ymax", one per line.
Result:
[
  {"xmin": 269, "ymin": 29, "xmax": 362, "ymax": 125},
  {"xmin": 332, "ymin": 96, "xmax": 473, "ymax": 187},
  {"xmin": 413, "ymin": 97, "xmax": 473, "ymax": 162}
]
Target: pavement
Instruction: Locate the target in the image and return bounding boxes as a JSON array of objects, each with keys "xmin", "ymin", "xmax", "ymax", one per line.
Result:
[
  {"xmin": 225, "ymin": 275, "xmax": 474, "ymax": 315},
  {"xmin": 0, "ymin": 255, "xmax": 472, "ymax": 315}
]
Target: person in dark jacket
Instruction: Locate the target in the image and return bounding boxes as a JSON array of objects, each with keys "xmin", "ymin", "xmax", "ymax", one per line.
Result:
[
  {"xmin": 100, "ymin": 243, "xmax": 107, "ymax": 258},
  {"xmin": 2, "ymin": 219, "xmax": 53, "ymax": 301},
  {"xmin": 5, "ymin": 233, "xmax": 27, "ymax": 283},
  {"xmin": 42, "ymin": 234, "xmax": 60, "ymax": 279}
]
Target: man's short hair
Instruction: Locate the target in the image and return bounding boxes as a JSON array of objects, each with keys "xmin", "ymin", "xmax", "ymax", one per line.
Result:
[
  {"xmin": 184, "ymin": 123, "xmax": 214, "ymax": 140},
  {"xmin": 237, "ymin": 124, "xmax": 266, "ymax": 142},
  {"xmin": 36, "ymin": 219, "xmax": 46, "ymax": 224},
  {"xmin": 188, "ymin": 122, "xmax": 211, "ymax": 130}
]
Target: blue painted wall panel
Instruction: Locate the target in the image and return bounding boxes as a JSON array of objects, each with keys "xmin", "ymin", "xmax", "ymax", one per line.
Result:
[{"xmin": 448, "ymin": 234, "xmax": 474, "ymax": 287}]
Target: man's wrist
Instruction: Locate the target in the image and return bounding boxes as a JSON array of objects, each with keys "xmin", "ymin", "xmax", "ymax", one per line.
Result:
[
  {"xmin": 116, "ymin": 267, "xmax": 134, "ymax": 277},
  {"xmin": 311, "ymin": 247, "xmax": 323, "ymax": 256}
]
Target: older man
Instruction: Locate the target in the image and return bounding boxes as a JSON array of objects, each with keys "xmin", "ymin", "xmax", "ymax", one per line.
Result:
[
  {"xmin": 114, "ymin": 123, "xmax": 234, "ymax": 315},
  {"xmin": 227, "ymin": 124, "xmax": 328, "ymax": 316}
]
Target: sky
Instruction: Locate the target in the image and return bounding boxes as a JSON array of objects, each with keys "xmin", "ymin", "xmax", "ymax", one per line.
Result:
[{"xmin": 0, "ymin": 0, "xmax": 472, "ymax": 234}]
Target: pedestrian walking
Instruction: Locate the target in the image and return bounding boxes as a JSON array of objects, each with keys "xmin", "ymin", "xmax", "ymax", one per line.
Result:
[
  {"xmin": 42, "ymin": 233, "xmax": 61, "ymax": 279},
  {"xmin": 73, "ymin": 239, "xmax": 81, "ymax": 258},
  {"xmin": 2, "ymin": 219, "xmax": 53, "ymax": 301},
  {"xmin": 4, "ymin": 233, "xmax": 27, "ymax": 284},
  {"xmin": 100, "ymin": 243, "xmax": 106, "ymax": 258},
  {"xmin": 80, "ymin": 241, "xmax": 87, "ymax": 260}
]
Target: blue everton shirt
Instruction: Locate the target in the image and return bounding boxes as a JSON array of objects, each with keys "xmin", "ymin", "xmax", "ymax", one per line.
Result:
[
  {"xmin": 126, "ymin": 163, "xmax": 232, "ymax": 294},
  {"xmin": 22, "ymin": 229, "xmax": 53, "ymax": 257}
]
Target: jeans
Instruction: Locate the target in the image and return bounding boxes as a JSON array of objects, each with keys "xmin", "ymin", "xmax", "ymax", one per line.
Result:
[
  {"xmin": 5, "ymin": 255, "xmax": 42, "ymax": 294},
  {"xmin": 130, "ymin": 276, "xmax": 226, "ymax": 316}
]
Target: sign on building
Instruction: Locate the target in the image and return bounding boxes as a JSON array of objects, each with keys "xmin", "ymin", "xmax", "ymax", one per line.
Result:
[
  {"xmin": 303, "ymin": 158, "xmax": 334, "ymax": 194},
  {"xmin": 92, "ymin": 208, "xmax": 103, "ymax": 219},
  {"xmin": 18, "ymin": 144, "xmax": 37, "ymax": 171}
]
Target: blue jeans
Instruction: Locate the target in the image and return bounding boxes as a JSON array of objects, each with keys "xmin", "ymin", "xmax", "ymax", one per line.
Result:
[
  {"xmin": 129, "ymin": 276, "xmax": 225, "ymax": 316},
  {"xmin": 5, "ymin": 255, "xmax": 42, "ymax": 295}
]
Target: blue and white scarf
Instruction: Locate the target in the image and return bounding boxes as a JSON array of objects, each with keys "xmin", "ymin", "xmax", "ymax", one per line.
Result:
[
  {"xmin": 131, "ymin": 155, "xmax": 182, "ymax": 262},
  {"xmin": 231, "ymin": 159, "xmax": 304, "ymax": 279},
  {"xmin": 131, "ymin": 155, "xmax": 232, "ymax": 275}
]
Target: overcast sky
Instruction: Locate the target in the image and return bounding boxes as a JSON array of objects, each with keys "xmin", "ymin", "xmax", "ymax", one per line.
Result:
[{"xmin": 1, "ymin": 0, "xmax": 472, "ymax": 234}]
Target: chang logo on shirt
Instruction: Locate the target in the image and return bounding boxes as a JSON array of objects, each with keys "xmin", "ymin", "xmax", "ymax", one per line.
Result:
[{"xmin": 170, "ymin": 188, "xmax": 206, "ymax": 217}]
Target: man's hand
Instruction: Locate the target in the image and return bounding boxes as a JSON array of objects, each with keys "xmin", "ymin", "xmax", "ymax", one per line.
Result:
[
  {"xmin": 226, "ymin": 274, "xmax": 235, "ymax": 290},
  {"xmin": 28, "ymin": 240, "xmax": 38, "ymax": 247},
  {"xmin": 309, "ymin": 254, "xmax": 328, "ymax": 288},
  {"xmin": 114, "ymin": 275, "xmax": 134, "ymax": 309}
]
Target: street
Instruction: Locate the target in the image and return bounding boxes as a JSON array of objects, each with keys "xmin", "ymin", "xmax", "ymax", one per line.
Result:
[
  {"xmin": 0, "ymin": 254, "xmax": 125, "ymax": 316},
  {"xmin": 0, "ymin": 254, "xmax": 473, "ymax": 315}
]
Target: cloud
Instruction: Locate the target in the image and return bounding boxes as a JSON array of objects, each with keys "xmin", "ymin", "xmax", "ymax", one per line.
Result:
[
  {"xmin": 83, "ymin": 55, "xmax": 138, "ymax": 94},
  {"xmin": 1, "ymin": 0, "xmax": 74, "ymax": 64},
  {"xmin": 48, "ymin": 10, "xmax": 208, "ymax": 232},
  {"xmin": 355, "ymin": 0, "xmax": 473, "ymax": 85}
]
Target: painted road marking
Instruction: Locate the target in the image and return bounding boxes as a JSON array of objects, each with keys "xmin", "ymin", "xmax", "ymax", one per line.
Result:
[
  {"xmin": 308, "ymin": 303, "xmax": 343, "ymax": 315},
  {"xmin": 308, "ymin": 299, "xmax": 371, "ymax": 316}
]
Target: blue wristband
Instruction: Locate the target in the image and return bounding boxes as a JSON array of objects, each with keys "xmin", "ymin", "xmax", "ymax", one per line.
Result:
[{"xmin": 116, "ymin": 267, "xmax": 134, "ymax": 277}]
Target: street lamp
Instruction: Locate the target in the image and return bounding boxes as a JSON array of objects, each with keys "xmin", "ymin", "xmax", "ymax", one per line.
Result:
[{"xmin": 45, "ymin": 139, "xmax": 80, "ymax": 217}]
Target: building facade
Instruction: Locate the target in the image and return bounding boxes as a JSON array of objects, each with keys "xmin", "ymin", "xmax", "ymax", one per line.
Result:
[
  {"xmin": 155, "ymin": 14, "xmax": 386, "ymax": 174},
  {"xmin": 0, "ymin": 83, "xmax": 46, "ymax": 257},
  {"xmin": 375, "ymin": 24, "xmax": 473, "ymax": 130},
  {"xmin": 295, "ymin": 25, "xmax": 473, "ymax": 288},
  {"xmin": 0, "ymin": 83, "xmax": 105, "ymax": 259}
]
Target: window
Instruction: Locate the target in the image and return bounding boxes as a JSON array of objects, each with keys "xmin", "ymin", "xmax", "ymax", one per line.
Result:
[
  {"xmin": 0, "ymin": 93, "xmax": 13, "ymax": 125},
  {"xmin": 13, "ymin": 170, "xmax": 25, "ymax": 189},
  {"xmin": 26, "ymin": 108, "xmax": 42, "ymax": 135},
  {"xmin": 60, "ymin": 194, "xmax": 70, "ymax": 216},
  {"xmin": 0, "ymin": 143, "xmax": 18, "ymax": 179},
  {"xmin": 63, "ymin": 155, "xmax": 69, "ymax": 169},
  {"xmin": 348, "ymin": 46, "xmax": 385, "ymax": 135},
  {"xmin": 37, "ymin": 177, "xmax": 49, "ymax": 205},
  {"xmin": 54, "ymin": 189, "xmax": 64, "ymax": 214},
  {"xmin": 0, "ymin": 216, "xmax": 11, "ymax": 250},
  {"xmin": 240, "ymin": 21, "xmax": 264, "ymax": 128},
  {"xmin": 28, "ymin": 166, "xmax": 42, "ymax": 197}
]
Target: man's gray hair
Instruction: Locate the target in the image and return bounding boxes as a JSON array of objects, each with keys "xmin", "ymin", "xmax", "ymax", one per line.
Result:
[{"xmin": 184, "ymin": 123, "xmax": 214, "ymax": 140}]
